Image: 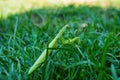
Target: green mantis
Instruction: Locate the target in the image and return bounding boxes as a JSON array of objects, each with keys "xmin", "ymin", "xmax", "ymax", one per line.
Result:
[{"xmin": 28, "ymin": 25, "xmax": 80, "ymax": 74}]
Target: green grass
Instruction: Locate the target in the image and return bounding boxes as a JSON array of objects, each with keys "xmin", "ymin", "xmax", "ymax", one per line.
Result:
[{"xmin": 0, "ymin": 2, "xmax": 120, "ymax": 80}]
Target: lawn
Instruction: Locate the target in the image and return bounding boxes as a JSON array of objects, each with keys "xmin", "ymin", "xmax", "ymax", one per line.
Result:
[{"xmin": 0, "ymin": 0, "xmax": 120, "ymax": 80}]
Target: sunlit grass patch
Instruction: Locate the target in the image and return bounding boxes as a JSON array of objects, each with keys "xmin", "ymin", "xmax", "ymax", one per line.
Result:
[{"xmin": 0, "ymin": 0, "xmax": 120, "ymax": 18}]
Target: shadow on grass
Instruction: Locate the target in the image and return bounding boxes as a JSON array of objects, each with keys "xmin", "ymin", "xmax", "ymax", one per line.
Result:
[{"xmin": 0, "ymin": 5, "xmax": 120, "ymax": 80}]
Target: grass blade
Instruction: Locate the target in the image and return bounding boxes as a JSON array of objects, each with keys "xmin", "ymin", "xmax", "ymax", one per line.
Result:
[{"xmin": 111, "ymin": 64, "xmax": 119, "ymax": 80}]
